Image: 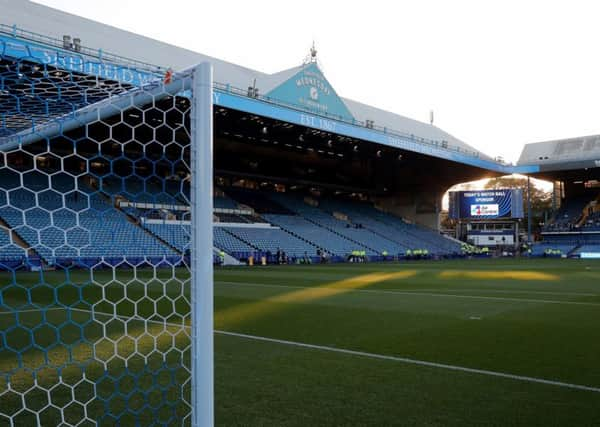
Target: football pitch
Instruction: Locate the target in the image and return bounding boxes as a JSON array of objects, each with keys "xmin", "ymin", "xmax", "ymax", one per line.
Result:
[{"xmin": 2, "ymin": 258, "xmax": 600, "ymax": 426}]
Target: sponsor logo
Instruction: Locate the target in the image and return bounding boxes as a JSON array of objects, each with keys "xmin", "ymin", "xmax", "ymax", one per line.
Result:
[{"xmin": 470, "ymin": 204, "xmax": 499, "ymax": 216}]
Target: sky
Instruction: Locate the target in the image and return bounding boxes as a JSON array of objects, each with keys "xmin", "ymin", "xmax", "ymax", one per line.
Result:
[{"xmin": 34, "ymin": 0, "xmax": 600, "ymax": 164}]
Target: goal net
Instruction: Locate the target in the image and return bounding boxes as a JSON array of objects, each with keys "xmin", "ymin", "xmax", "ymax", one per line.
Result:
[{"xmin": 0, "ymin": 50, "xmax": 213, "ymax": 426}]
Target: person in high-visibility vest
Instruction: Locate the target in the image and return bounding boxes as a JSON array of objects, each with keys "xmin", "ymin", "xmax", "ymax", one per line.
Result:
[{"xmin": 219, "ymin": 251, "xmax": 225, "ymax": 265}]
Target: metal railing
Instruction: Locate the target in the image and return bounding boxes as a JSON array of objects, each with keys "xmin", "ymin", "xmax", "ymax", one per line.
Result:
[
  {"xmin": 0, "ymin": 23, "xmax": 165, "ymax": 75},
  {"xmin": 214, "ymin": 82, "xmax": 488, "ymax": 161}
]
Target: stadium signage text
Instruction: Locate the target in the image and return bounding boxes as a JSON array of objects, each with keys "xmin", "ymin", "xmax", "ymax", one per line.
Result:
[
  {"xmin": 299, "ymin": 114, "xmax": 337, "ymax": 132},
  {"xmin": 1, "ymin": 38, "xmax": 157, "ymax": 86},
  {"xmin": 39, "ymin": 53, "xmax": 155, "ymax": 85},
  {"xmin": 462, "ymin": 191, "xmax": 508, "ymax": 201}
]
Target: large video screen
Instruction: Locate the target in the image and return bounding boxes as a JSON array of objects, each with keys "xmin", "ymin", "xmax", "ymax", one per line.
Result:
[{"xmin": 448, "ymin": 189, "xmax": 524, "ymax": 219}]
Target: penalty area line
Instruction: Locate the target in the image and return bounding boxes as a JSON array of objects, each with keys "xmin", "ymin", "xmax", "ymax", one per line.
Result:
[{"xmin": 215, "ymin": 329, "xmax": 600, "ymax": 394}]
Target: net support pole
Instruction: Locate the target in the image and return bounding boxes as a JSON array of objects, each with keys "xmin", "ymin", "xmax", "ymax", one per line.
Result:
[
  {"xmin": 527, "ymin": 176, "xmax": 532, "ymax": 243},
  {"xmin": 191, "ymin": 62, "xmax": 214, "ymax": 427}
]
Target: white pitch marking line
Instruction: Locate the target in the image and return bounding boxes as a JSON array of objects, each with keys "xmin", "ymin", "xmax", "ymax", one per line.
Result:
[
  {"xmin": 6, "ymin": 307, "xmax": 600, "ymax": 394},
  {"xmin": 215, "ymin": 329, "xmax": 600, "ymax": 394},
  {"xmin": 215, "ymin": 281, "xmax": 600, "ymax": 307}
]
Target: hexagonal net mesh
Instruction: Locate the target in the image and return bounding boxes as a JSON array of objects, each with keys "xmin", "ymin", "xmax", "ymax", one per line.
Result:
[{"xmin": 0, "ymin": 59, "xmax": 202, "ymax": 426}]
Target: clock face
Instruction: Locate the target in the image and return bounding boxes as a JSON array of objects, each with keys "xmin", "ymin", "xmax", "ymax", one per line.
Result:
[{"xmin": 309, "ymin": 86, "xmax": 319, "ymax": 101}]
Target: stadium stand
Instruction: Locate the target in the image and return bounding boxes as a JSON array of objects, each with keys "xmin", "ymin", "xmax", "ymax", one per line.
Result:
[
  {"xmin": 223, "ymin": 188, "xmax": 293, "ymax": 214},
  {"xmin": 0, "ymin": 227, "xmax": 26, "ymax": 262},
  {"xmin": 534, "ymin": 191, "xmax": 600, "ymax": 257},
  {"xmin": 1, "ymin": 7, "xmax": 594, "ymax": 266},
  {"xmin": 209, "ymin": 188, "xmax": 462, "ymax": 258},
  {"xmin": 317, "ymin": 197, "xmax": 461, "ymax": 255},
  {"xmin": 142, "ymin": 222, "xmax": 189, "ymax": 253},
  {"xmin": 0, "ymin": 12, "xmax": 517, "ymax": 268},
  {"xmin": 268, "ymin": 193, "xmax": 379, "ymax": 255},
  {"xmin": 215, "ymin": 213, "xmax": 250, "ymax": 223},
  {"xmin": 0, "ymin": 170, "xmax": 178, "ymax": 265},
  {"xmin": 214, "ymin": 192, "xmax": 239, "ymax": 210},
  {"xmin": 543, "ymin": 196, "xmax": 589, "ymax": 231},
  {"xmin": 533, "ymin": 230, "xmax": 600, "ymax": 257},
  {"xmin": 213, "ymin": 227, "xmax": 258, "ymax": 255},
  {"xmin": 219, "ymin": 188, "xmax": 371, "ymax": 257},
  {"xmin": 582, "ymin": 211, "xmax": 600, "ymax": 230}
]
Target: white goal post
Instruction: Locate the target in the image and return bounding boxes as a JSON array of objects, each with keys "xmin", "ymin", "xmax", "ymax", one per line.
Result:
[{"xmin": 190, "ymin": 62, "xmax": 215, "ymax": 427}]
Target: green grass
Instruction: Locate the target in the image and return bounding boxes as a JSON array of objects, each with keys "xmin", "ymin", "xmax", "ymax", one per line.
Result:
[{"xmin": 2, "ymin": 259, "xmax": 600, "ymax": 425}]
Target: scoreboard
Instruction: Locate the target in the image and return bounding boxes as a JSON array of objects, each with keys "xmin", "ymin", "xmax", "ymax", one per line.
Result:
[{"xmin": 448, "ymin": 189, "xmax": 524, "ymax": 220}]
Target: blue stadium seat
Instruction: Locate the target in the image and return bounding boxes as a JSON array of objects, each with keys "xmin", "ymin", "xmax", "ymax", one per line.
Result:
[{"xmin": 222, "ymin": 226, "xmax": 316, "ymax": 257}]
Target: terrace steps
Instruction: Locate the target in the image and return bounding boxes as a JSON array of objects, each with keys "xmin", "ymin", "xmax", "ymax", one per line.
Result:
[
  {"xmin": 270, "ymin": 220, "xmax": 324, "ymax": 252},
  {"xmin": 300, "ymin": 212, "xmax": 379, "ymax": 254},
  {"xmin": 220, "ymin": 228, "xmax": 261, "ymax": 252}
]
